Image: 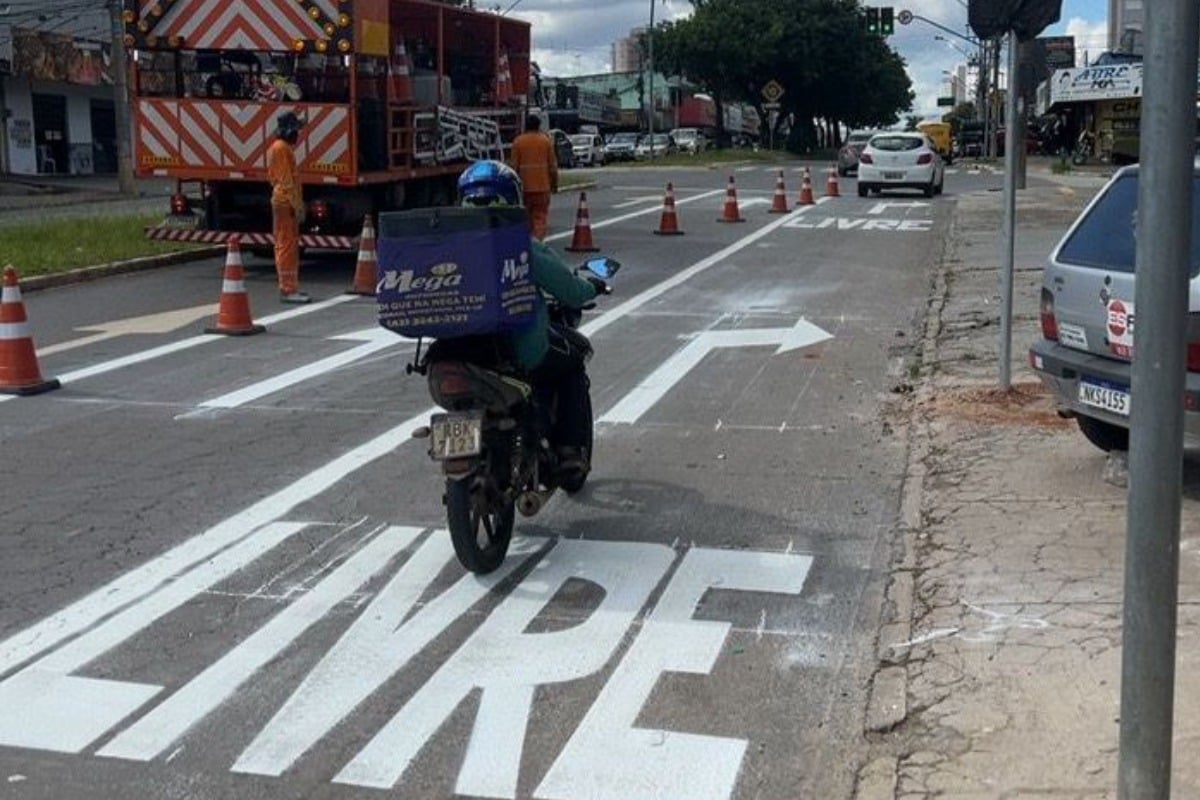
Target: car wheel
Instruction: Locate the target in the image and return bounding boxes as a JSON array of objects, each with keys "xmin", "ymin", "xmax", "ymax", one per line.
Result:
[
  {"xmin": 923, "ymin": 179, "xmax": 935, "ymax": 198},
  {"xmin": 1077, "ymin": 415, "xmax": 1129, "ymax": 452},
  {"xmin": 857, "ymin": 183, "xmax": 868, "ymax": 198},
  {"xmin": 935, "ymin": 174, "xmax": 945, "ymax": 195},
  {"xmin": 838, "ymin": 166, "xmax": 848, "ymax": 177}
]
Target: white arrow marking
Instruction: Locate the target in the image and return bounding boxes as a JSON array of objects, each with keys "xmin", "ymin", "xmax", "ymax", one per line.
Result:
[
  {"xmin": 197, "ymin": 328, "xmax": 407, "ymax": 409},
  {"xmin": 599, "ymin": 318, "xmax": 832, "ymax": 425},
  {"xmin": 38, "ymin": 305, "xmax": 218, "ymax": 356},
  {"xmin": 868, "ymin": 201, "xmax": 929, "ymax": 215}
]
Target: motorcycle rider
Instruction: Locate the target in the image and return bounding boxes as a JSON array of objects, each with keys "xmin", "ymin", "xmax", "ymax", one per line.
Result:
[{"xmin": 456, "ymin": 160, "xmax": 606, "ymax": 477}]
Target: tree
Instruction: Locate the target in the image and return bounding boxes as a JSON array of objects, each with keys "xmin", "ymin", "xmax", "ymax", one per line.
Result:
[
  {"xmin": 904, "ymin": 114, "xmax": 921, "ymax": 131},
  {"xmin": 656, "ymin": 0, "xmax": 912, "ymax": 151}
]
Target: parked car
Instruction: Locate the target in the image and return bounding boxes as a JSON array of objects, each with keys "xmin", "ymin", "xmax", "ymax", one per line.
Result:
[
  {"xmin": 837, "ymin": 129, "xmax": 878, "ymax": 176},
  {"xmin": 1028, "ymin": 164, "xmax": 1200, "ymax": 452},
  {"xmin": 570, "ymin": 133, "xmax": 606, "ymax": 167},
  {"xmin": 635, "ymin": 133, "xmax": 676, "ymax": 160},
  {"xmin": 603, "ymin": 132, "xmax": 639, "ymax": 162},
  {"xmin": 548, "ymin": 128, "xmax": 576, "ymax": 168},
  {"xmin": 856, "ymin": 132, "xmax": 945, "ymax": 198},
  {"xmin": 670, "ymin": 127, "xmax": 706, "ymax": 154}
]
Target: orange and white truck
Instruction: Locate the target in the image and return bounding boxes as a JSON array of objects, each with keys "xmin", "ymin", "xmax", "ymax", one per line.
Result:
[{"xmin": 123, "ymin": 0, "xmax": 531, "ymax": 250}]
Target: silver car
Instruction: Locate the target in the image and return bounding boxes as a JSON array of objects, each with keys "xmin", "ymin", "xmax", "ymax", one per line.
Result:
[{"xmin": 1028, "ymin": 164, "xmax": 1200, "ymax": 451}]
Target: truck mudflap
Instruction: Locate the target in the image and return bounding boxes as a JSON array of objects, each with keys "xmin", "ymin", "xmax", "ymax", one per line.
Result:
[{"xmin": 145, "ymin": 226, "xmax": 357, "ymax": 251}]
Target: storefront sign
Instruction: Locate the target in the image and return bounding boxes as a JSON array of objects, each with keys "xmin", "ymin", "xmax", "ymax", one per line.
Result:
[
  {"xmin": 12, "ymin": 28, "xmax": 111, "ymax": 86},
  {"xmin": 1050, "ymin": 63, "xmax": 1143, "ymax": 105}
]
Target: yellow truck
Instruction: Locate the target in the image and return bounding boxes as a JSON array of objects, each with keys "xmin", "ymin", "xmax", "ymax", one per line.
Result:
[{"xmin": 917, "ymin": 121, "xmax": 954, "ymax": 163}]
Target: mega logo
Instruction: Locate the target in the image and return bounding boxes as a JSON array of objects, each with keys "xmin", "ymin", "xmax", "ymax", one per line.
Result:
[
  {"xmin": 501, "ymin": 251, "xmax": 531, "ymax": 283},
  {"xmin": 377, "ymin": 262, "xmax": 463, "ymax": 294}
]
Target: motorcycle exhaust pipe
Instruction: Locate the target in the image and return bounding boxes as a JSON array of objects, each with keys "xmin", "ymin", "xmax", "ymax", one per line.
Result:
[{"xmin": 517, "ymin": 488, "xmax": 555, "ymax": 517}]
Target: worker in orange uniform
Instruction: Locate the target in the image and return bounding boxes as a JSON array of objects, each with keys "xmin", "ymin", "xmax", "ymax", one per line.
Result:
[
  {"xmin": 509, "ymin": 114, "xmax": 558, "ymax": 240},
  {"xmin": 267, "ymin": 111, "xmax": 310, "ymax": 304}
]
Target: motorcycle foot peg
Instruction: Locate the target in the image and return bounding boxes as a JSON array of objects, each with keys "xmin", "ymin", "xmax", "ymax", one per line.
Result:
[
  {"xmin": 517, "ymin": 492, "xmax": 543, "ymax": 517},
  {"xmin": 412, "ymin": 425, "xmax": 431, "ymax": 439}
]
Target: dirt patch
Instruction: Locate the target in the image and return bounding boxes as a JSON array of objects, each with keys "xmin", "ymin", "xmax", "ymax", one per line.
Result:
[{"xmin": 925, "ymin": 381, "xmax": 1072, "ymax": 429}]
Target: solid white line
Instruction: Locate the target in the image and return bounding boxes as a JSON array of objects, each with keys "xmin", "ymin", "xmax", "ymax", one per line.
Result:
[
  {"xmin": 612, "ymin": 196, "xmax": 662, "ymax": 209},
  {"xmin": 198, "ymin": 336, "xmax": 407, "ymax": 409}
]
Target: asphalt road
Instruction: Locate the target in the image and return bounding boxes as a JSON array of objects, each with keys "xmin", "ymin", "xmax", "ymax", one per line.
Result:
[{"xmin": 0, "ymin": 161, "xmax": 1003, "ymax": 800}]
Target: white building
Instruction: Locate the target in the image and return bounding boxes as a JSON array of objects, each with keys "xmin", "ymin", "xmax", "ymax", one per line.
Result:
[
  {"xmin": 611, "ymin": 28, "xmax": 644, "ymax": 73},
  {"xmin": 1108, "ymin": 0, "xmax": 1144, "ymax": 54}
]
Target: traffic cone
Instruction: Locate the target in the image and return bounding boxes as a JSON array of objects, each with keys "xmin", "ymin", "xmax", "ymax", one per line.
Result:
[
  {"xmin": 797, "ymin": 167, "xmax": 815, "ymax": 206},
  {"xmin": 717, "ymin": 175, "xmax": 745, "ymax": 222},
  {"xmin": 206, "ymin": 238, "xmax": 265, "ymax": 336},
  {"xmin": 564, "ymin": 192, "xmax": 599, "ymax": 253},
  {"xmin": 653, "ymin": 182, "xmax": 685, "ymax": 235},
  {"xmin": 389, "ymin": 41, "xmax": 413, "ymax": 104},
  {"xmin": 769, "ymin": 170, "xmax": 790, "ymax": 213},
  {"xmin": 0, "ymin": 265, "xmax": 59, "ymax": 396},
  {"xmin": 346, "ymin": 214, "xmax": 377, "ymax": 296},
  {"xmin": 825, "ymin": 166, "xmax": 841, "ymax": 198}
]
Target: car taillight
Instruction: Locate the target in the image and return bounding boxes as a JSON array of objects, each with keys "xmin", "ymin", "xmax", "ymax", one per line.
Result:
[
  {"xmin": 1187, "ymin": 343, "xmax": 1200, "ymax": 372},
  {"xmin": 1039, "ymin": 288, "xmax": 1058, "ymax": 341},
  {"xmin": 170, "ymin": 193, "xmax": 190, "ymax": 215},
  {"xmin": 308, "ymin": 199, "xmax": 330, "ymax": 221},
  {"xmin": 859, "ymin": 152, "xmax": 873, "ymax": 164},
  {"xmin": 916, "ymin": 153, "xmax": 933, "ymax": 165}
]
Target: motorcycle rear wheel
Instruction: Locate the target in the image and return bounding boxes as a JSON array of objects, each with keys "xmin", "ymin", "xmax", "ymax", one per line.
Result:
[{"xmin": 445, "ymin": 479, "xmax": 514, "ymax": 574}]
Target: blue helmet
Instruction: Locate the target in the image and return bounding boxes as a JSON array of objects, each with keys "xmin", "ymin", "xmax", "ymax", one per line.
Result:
[{"xmin": 458, "ymin": 160, "xmax": 523, "ymax": 207}]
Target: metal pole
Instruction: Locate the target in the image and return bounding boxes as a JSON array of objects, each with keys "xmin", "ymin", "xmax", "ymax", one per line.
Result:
[
  {"xmin": 109, "ymin": 0, "xmax": 136, "ymax": 195},
  {"xmin": 1118, "ymin": 0, "xmax": 1199, "ymax": 793},
  {"xmin": 997, "ymin": 31, "xmax": 1018, "ymax": 390},
  {"xmin": 647, "ymin": 0, "xmax": 655, "ymax": 160}
]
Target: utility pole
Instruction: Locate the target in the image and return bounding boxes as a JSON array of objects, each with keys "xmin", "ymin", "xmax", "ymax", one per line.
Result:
[
  {"xmin": 647, "ymin": 0, "xmax": 655, "ymax": 160},
  {"xmin": 108, "ymin": 0, "xmax": 136, "ymax": 195}
]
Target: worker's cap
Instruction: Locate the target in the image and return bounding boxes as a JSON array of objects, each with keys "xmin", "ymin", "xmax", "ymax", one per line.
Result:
[{"xmin": 276, "ymin": 111, "xmax": 306, "ymax": 133}]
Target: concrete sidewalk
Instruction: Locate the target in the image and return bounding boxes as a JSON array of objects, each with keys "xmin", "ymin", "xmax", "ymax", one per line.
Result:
[{"xmin": 861, "ymin": 166, "xmax": 1200, "ymax": 797}]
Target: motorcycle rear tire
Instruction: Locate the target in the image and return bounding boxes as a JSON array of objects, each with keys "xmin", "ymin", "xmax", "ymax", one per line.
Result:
[{"xmin": 445, "ymin": 479, "xmax": 514, "ymax": 574}]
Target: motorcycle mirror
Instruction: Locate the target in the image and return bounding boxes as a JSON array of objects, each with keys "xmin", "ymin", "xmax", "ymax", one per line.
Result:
[{"xmin": 582, "ymin": 257, "xmax": 620, "ymax": 280}]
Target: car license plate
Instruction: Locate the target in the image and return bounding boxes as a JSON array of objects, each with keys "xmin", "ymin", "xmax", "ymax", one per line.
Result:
[
  {"xmin": 882, "ymin": 171, "xmax": 904, "ymax": 180},
  {"xmin": 430, "ymin": 412, "xmax": 483, "ymax": 459},
  {"xmin": 1078, "ymin": 380, "xmax": 1130, "ymax": 417}
]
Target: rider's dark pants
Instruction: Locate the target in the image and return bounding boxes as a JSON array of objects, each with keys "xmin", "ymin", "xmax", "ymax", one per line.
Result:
[{"xmin": 532, "ymin": 328, "xmax": 591, "ymax": 450}]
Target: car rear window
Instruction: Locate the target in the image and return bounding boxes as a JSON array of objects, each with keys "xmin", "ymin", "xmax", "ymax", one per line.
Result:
[
  {"xmin": 871, "ymin": 136, "xmax": 922, "ymax": 151},
  {"xmin": 1056, "ymin": 173, "xmax": 1200, "ymax": 276}
]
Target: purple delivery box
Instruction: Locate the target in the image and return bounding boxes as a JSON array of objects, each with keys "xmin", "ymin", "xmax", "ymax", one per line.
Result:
[{"xmin": 376, "ymin": 206, "xmax": 538, "ymax": 339}]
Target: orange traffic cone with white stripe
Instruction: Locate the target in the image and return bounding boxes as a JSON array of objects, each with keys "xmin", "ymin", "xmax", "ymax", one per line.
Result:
[
  {"xmin": 565, "ymin": 192, "xmax": 599, "ymax": 252},
  {"xmin": 825, "ymin": 166, "xmax": 841, "ymax": 198},
  {"xmin": 389, "ymin": 41, "xmax": 413, "ymax": 104},
  {"xmin": 769, "ymin": 170, "xmax": 790, "ymax": 213},
  {"xmin": 653, "ymin": 182, "xmax": 685, "ymax": 235},
  {"xmin": 717, "ymin": 175, "xmax": 745, "ymax": 222},
  {"xmin": 797, "ymin": 167, "xmax": 815, "ymax": 206},
  {"xmin": 347, "ymin": 214, "xmax": 377, "ymax": 296},
  {"xmin": 0, "ymin": 266, "xmax": 59, "ymax": 395},
  {"xmin": 206, "ymin": 237, "xmax": 265, "ymax": 336}
]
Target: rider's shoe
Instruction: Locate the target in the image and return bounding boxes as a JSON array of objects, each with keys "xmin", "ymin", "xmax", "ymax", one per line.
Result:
[{"xmin": 556, "ymin": 446, "xmax": 590, "ymax": 477}]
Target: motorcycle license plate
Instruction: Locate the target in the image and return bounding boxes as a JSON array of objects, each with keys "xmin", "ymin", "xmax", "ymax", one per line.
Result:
[{"xmin": 430, "ymin": 412, "xmax": 483, "ymax": 459}]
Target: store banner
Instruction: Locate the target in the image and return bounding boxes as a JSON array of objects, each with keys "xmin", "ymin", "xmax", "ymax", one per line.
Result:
[{"xmin": 1050, "ymin": 63, "xmax": 1143, "ymax": 105}]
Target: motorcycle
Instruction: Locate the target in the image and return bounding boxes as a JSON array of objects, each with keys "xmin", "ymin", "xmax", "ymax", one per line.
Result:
[{"xmin": 409, "ymin": 256, "xmax": 620, "ymax": 574}]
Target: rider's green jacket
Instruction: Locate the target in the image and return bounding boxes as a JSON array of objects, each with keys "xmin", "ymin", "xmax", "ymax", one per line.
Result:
[{"xmin": 511, "ymin": 239, "xmax": 598, "ymax": 369}]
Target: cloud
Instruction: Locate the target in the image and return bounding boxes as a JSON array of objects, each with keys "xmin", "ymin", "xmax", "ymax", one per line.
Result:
[{"xmin": 1063, "ymin": 17, "xmax": 1110, "ymax": 64}]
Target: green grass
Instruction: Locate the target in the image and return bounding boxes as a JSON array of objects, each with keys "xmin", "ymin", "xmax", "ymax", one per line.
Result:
[{"xmin": 0, "ymin": 214, "xmax": 204, "ymax": 278}]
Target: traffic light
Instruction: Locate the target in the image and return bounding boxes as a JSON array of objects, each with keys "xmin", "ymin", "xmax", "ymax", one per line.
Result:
[
  {"xmin": 880, "ymin": 6, "xmax": 894, "ymax": 35},
  {"xmin": 865, "ymin": 6, "xmax": 879, "ymax": 35}
]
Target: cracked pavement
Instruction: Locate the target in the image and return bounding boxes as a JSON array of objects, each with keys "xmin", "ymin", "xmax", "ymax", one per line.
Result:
[{"xmin": 862, "ymin": 176, "xmax": 1200, "ymax": 798}]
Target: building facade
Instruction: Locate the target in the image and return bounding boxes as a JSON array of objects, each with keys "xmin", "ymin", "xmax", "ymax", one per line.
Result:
[
  {"xmin": 611, "ymin": 28, "xmax": 644, "ymax": 74},
  {"xmin": 1108, "ymin": 0, "xmax": 1145, "ymax": 54}
]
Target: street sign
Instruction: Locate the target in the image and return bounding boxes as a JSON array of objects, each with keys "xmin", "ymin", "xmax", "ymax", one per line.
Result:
[
  {"xmin": 937, "ymin": 96, "xmax": 955, "ymax": 106},
  {"xmin": 761, "ymin": 80, "xmax": 784, "ymax": 104},
  {"xmin": 898, "ymin": 9, "xmax": 913, "ymax": 24}
]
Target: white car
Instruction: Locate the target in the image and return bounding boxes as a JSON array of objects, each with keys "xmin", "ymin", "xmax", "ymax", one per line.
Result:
[
  {"xmin": 570, "ymin": 133, "xmax": 605, "ymax": 167},
  {"xmin": 670, "ymin": 127, "xmax": 706, "ymax": 154},
  {"xmin": 856, "ymin": 132, "xmax": 945, "ymax": 198},
  {"xmin": 635, "ymin": 133, "xmax": 675, "ymax": 160}
]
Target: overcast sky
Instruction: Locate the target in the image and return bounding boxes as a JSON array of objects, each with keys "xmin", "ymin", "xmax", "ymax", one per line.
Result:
[{"xmin": 507, "ymin": 0, "xmax": 1110, "ymax": 120}]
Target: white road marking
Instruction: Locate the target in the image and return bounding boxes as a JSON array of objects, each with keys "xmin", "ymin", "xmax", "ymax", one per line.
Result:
[
  {"xmin": 784, "ymin": 216, "xmax": 932, "ymax": 232},
  {"xmin": 38, "ymin": 304, "xmax": 218, "ymax": 356},
  {"xmin": 613, "ymin": 195, "xmax": 662, "ymax": 209},
  {"xmin": 545, "ymin": 190, "xmax": 724, "ymax": 242},
  {"xmin": 0, "ymin": 295, "xmax": 359, "ymax": 405},
  {"xmin": 867, "ymin": 201, "xmax": 930, "ymax": 215},
  {"xmin": 196, "ymin": 328, "xmax": 406, "ymax": 409},
  {"xmin": 536, "ymin": 548, "xmax": 812, "ymax": 800},
  {"xmin": 599, "ymin": 318, "xmax": 832, "ymax": 424}
]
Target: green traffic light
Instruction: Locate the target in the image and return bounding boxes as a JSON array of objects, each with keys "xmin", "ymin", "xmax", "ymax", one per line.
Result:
[
  {"xmin": 880, "ymin": 6, "xmax": 894, "ymax": 35},
  {"xmin": 865, "ymin": 6, "xmax": 879, "ymax": 34}
]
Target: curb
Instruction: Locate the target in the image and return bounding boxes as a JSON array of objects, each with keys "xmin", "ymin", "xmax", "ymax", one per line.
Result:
[{"xmin": 19, "ymin": 246, "xmax": 226, "ymax": 293}]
